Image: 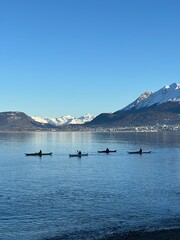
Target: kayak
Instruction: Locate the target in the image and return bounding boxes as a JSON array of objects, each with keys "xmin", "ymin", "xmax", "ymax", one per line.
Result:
[
  {"xmin": 98, "ymin": 150, "xmax": 117, "ymax": 153},
  {"xmin": 127, "ymin": 151, "xmax": 151, "ymax": 154},
  {"xmin": 69, "ymin": 153, "xmax": 88, "ymax": 157},
  {"xmin": 26, "ymin": 152, "xmax": 52, "ymax": 156}
]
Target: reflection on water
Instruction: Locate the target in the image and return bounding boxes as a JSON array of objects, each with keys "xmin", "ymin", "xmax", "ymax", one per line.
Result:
[{"xmin": 0, "ymin": 131, "xmax": 179, "ymax": 240}]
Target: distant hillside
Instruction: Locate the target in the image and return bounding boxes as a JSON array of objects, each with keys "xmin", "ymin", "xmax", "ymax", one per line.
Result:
[
  {"xmin": 0, "ymin": 111, "xmax": 51, "ymax": 130},
  {"xmin": 86, "ymin": 83, "xmax": 180, "ymax": 127}
]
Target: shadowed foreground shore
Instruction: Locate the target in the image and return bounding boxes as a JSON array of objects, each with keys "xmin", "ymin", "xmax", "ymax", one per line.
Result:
[{"xmin": 101, "ymin": 228, "xmax": 180, "ymax": 240}]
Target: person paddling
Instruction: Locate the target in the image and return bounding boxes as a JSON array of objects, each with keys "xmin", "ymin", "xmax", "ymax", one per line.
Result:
[
  {"xmin": 77, "ymin": 150, "xmax": 81, "ymax": 155},
  {"xmin": 106, "ymin": 148, "xmax": 109, "ymax": 153}
]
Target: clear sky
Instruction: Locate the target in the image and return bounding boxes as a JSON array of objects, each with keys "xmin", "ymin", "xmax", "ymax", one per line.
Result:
[{"xmin": 1, "ymin": 0, "xmax": 180, "ymax": 117}]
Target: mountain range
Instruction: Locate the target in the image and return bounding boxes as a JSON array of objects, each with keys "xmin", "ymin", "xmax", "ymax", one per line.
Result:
[
  {"xmin": 0, "ymin": 112, "xmax": 94, "ymax": 131},
  {"xmin": 0, "ymin": 83, "xmax": 179, "ymax": 131},
  {"xmin": 86, "ymin": 83, "xmax": 180, "ymax": 128},
  {"xmin": 32, "ymin": 114, "xmax": 94, "ymax": 126}
]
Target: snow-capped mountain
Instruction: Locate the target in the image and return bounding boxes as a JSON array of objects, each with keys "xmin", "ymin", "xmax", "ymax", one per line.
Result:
[
  {"xmin": 32, "ymin": 114, "xmax": 94, "ymax": 126},
  {"xmin": 87, "ymin": 83, "xmax": 180, "ymax": 127},
  {"xmin": 121, "ymin": 83, "xmax": 180, "ymax": 111}
]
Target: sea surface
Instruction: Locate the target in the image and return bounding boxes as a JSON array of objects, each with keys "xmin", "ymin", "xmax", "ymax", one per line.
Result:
[{"xmin": 0, "ymin": 131, "xmax": 180, "ymax": 240}]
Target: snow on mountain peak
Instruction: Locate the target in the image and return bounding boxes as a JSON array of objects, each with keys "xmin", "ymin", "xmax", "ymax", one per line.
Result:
[
  {"xmin": 32, "ymin": 114, "xmax": 94, "ymax": 126},
  {"xmin": 136, "ymin": 92, "xmax": 152, "ymax": 103},
  {"xmin": 121, "ymin": 83, "xmax": 180, "ymax": 111},
  {"xmin": 122, "ymin": 92, "xmax": 152, "ymax": 111}
]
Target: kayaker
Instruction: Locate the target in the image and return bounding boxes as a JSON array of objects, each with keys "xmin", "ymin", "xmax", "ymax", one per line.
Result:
[
  {"xmin": 78, "ymin": 151, "xmax": 81, "ymax": 155},
  {"xmin": 106, "ymin": 148, "xmax": 109, "ymax": 153},
  {"xmin": 39, "ymin": 150, "xmax": 42, "ymax": 155},
  {"xmin": 139, "ymin": 148, "xmax": 142, "ymax": 154}
]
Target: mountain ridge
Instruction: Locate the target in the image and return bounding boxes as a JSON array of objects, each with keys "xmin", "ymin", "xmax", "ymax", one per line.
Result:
[
  {"xmin": 119, "ymin": 83, "xmax": 180, "ymax": 112},
  {"xmin": 32, "ymin": 114, "xmax": 94, "ymax": 126},
  {"xmin": 86, "ymin": 83, "xmax": 180, "ymax": 128}
]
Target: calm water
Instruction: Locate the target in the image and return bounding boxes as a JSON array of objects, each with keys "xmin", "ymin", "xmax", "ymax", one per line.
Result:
[{"xmin": 0, "ymin": 131, "xmax": 180, "ymax": 240}]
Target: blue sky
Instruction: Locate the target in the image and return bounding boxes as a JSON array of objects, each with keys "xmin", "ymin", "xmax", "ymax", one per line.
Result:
[{"xmin": 1, "ymin": 0, "xmax": 180, "ymax": 117}]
